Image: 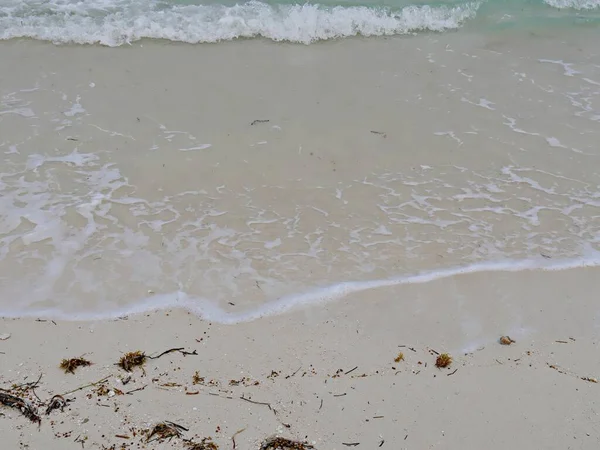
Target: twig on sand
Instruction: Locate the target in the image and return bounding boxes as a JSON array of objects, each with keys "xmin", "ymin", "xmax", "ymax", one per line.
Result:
[
  {"xmin": 148, "ymin": 347, "xmax": 198, "ymax": 360},
  {"xmin": 232, "ymin": 427, "xmax": 246, "ymax": 450},
  {"xmin": 61, "ymin": 375, "xmax": 111, "ymax": 397},
  {"xmin": 12, "ymin": 373, "xmax": 43, "ymax": 391},
  {"xmin": 240, "ymin": 394, "xmax": 272, "ymax": 411},
  {"xmin": 125, "ymin": 385, "xmax": 147, "ymax": 395},
  {"xmin": 285, "ymin": 366, "xmax": 302, "ymax": 379},
  {"xmin": 345, "ymin": 366, "xmax": 358, "ymax": 375}
]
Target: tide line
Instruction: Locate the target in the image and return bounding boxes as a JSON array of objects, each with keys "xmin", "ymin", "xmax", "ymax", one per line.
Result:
[{"xmin": 1, "ymin": 252, "xmax": 599, "ymax": 323}]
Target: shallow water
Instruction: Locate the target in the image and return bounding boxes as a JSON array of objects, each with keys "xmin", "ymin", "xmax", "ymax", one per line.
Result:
[{"xmin": 1, "ymin": 26, "xmax": 599, "ymax": 320}]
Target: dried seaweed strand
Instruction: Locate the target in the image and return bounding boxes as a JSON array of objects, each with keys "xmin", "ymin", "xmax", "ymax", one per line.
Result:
[
  {"xmin": 148, "ymin": 347, "xmax": 198, "ymax": 359},
  {"xmin": 0, "ymin": 391, "xmax": 41, "ymax": 424}
]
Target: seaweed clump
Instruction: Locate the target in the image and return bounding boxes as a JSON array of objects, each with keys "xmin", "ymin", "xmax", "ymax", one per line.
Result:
[
  {"xmin": 260, "ymin": 437, "xmax": 314, "ymax": 450},
  {"xmin": 435, "ymin": 353, "xmax": 452, "ymax": 368},
  {"xmin": 118, "ymin": 351, "xmax": 147, "ymax": 372},
  {"xmin": 394, "ymin": 352, "xmax": 404, "ymax": 363},
  {"xmin": 184, "ymin": 437, "xmax": 219, "ymax": 450},
  {"xmin": 146, "ymin": 421, "xmax": 187, "ymax": 443},
  {"xmin": 60, "ymin": 357, "xmax": 92, "ymax": 374}
]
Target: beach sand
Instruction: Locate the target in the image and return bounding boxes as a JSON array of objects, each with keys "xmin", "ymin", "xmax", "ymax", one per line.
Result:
[
  {"xmin": 1, "ymin": 31, "xmax": 600, "ymax": 449},
  {"xmin": 2, "ymin": 267, "xmax": 600, "ymax": 449}
]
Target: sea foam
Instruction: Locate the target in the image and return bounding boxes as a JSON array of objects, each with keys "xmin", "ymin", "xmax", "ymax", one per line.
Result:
[
  {"xmin": 0, "ymin": 0, "xmax": 480, "ymax": 46},
  {"xmin": 1, "ymin": 253, "xmax": 599, "ymax": 324},
  {"xmin": 544, "ymin": 0, "xmax": 600, "ymax": 9}
]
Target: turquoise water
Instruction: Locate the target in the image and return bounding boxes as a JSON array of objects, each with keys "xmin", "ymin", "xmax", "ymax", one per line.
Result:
[{"xmin": 0, "ymin": 0, "xmax": 598, "ymax": 45}]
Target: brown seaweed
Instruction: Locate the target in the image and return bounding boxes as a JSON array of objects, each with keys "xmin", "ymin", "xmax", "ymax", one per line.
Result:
[
  {"xmin": 60, "ymin": 357, "xmax": 92, "ymax": 374},
  {"xmin": 118, "ymin": 351, "xmax": 147, "ymax": 372},
  {"xmin": 184, "ymin": 437, "xmax": 219, "ymax": 450},
  {"xmin": 260, "ymin": 437, "xmax": 314, "ymax": 450},
  {"xmin": 146, "ymin": 421, "xmax": 188, "ymax": 443},
  {"xmin": 435, "ymin": 353, "xmax": 452, "ymax": 368}
]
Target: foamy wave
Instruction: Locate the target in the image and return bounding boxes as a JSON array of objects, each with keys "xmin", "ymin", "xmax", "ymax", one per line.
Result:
[
  {"xmin": 545, "ymin": 0, "xmax": 600, "ymax": 9},
  {"xmin": 0, "ymin": 0, "xmax": 480, "ymax": 46},
  {"xmin": 1, "ymin": 254, "xmax": 599, "ymax": 323}
]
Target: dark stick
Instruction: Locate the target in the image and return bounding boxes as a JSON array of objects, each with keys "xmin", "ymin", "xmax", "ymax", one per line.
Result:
[
  {"xmin": 148, "ymin": 348, "xmax": 198, "ymax": 360},
  {"xmin": 286, "ymin": 366, "xmax": 302, "ymax": 379},
  {"xmin": 232, "ymin": 428, "xmax": 246, "ymax": 450},
  {"xmin": 125, "ymin": 385, "xmax": 147, "ymax": 395},
  {"xmin": 447, "ymin": 369, "xmax": 458, "ymax": 376},
  {"xmin": 240, "ymin": 395, "xmax": 272, "ymax": 410},
  {"xmin": 345, "ymin": 366, "xmax": 358, "ymax": 375}
]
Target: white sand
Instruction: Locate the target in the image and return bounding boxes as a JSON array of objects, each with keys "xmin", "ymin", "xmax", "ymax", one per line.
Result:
[{"xmin": 2, "ymin": 267, "xmax": 600, "ymax": 449}]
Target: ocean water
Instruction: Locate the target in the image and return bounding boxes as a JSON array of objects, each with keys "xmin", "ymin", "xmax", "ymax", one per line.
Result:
[
  {"xmin": 0, "ymin": 0, "xmax": 599, "ymax": 323},
  {"xmin": 0, "ymin": 0, "xmax": 598, "ymax": 45}
]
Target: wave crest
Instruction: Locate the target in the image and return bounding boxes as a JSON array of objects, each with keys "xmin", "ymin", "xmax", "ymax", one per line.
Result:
[
  {"xmin": 544, "ymin": 0, "xmax": 600, "ymax": 9},
  {"xmin": 0, "ymin": 0, "xmax": 480, "ymax": 46}
]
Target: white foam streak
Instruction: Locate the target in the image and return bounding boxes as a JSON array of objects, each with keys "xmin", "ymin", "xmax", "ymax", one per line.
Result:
[
  {"xmin": 0, "ymin": 0, "xmax": 480, "ymax": 46},
  {"xmin": 544, "ymin": 0, "xmax": 600, "ymax": 10},
  {"xmin": 2, "ymin": 253, "xmax": 599, "ymax": 324}
]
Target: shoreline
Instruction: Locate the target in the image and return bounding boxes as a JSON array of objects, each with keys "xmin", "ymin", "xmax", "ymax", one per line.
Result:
[
  {"xmin": 0, "ymin": 254, "xmax": 598, "ymax": 322},
  {"xmin": 3, "ymin": 267, "xmax": 600, "ymax": 448}
]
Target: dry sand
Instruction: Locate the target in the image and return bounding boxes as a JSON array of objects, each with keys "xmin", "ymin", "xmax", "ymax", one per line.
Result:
[{"xmin": 2, "ymin": 267, "xmax": 600, "ymax": 449}]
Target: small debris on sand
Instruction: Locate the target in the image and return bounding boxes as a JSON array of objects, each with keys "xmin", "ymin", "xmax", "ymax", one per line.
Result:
[
  {"xmin": 394, "ymin": 352, "xmax": 404, "ymax": 363},
  {"xmin": 45, "ymin": 394, "xmax": 67, "ymax": 415},
  {"xmin": 499, "ymin": 336, "xmax": 516, "ymax": 345},
  {"xmin": 435, "ymin": 353, "xmax": 452, "ymax": 368},
  {"xmin": 184, "ymin": 437, "xmax": 219, "ymax": 449},
  {"xmin": 260, "ymin": 436, "xmax": 315, "ymax": 450}
]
